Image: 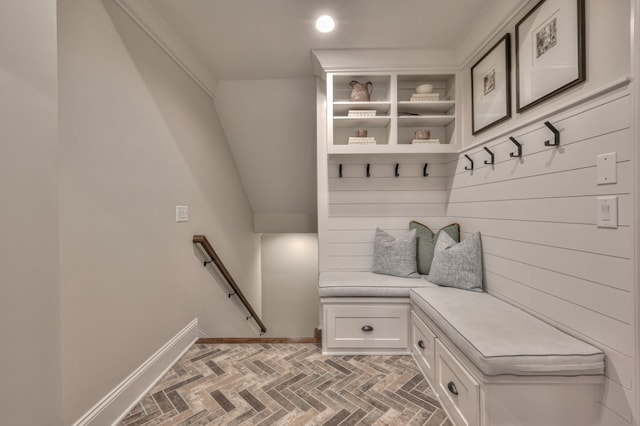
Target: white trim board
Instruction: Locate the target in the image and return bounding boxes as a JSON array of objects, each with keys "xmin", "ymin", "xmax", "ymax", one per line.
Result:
[
  {"xmin": 73, "ymin": 318, "xmax": 199, "ymax": 426},
  {"xmin": 113, "ymin": 0, "xmax": 218, "ymax": 99}
]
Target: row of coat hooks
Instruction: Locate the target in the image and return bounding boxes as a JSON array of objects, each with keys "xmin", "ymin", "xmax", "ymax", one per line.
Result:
[
  {"xmin": 338, "ymin": 162, "xmax": 429, "ymax": 178},
  {"xmin": 336, "ymin": 121, "xmax": 560, "ymax": 175},
  {"xmin": 464, "ymin": 121, "xmax": 560, "ymax": 171}
]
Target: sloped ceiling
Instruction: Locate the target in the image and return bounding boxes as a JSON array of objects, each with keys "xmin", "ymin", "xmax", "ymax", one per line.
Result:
[{"xmin": 115, "ymin": 0, "xmax": 523, "ymax": 232}]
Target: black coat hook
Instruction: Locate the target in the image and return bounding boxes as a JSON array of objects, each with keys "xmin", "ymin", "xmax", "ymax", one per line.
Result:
[
  {"xmin": 509, "ymin": 136, "xmax": 522, "ymax": 158},
  {"xmin": 483, "ymin": 147, "xmax": 494, "ymax": 165},
  {"xmin": 464, "ymin": 155, "xmax": 474, "ymax": 171},
  {"xmin": 423, "ymin": 163, "xmax": 429, "ymax": 177},
  {"xmin": 544, "ymin": 121, "xmax": 560, "ymax": 146},
  {"xmin": 339, "ymin": 164, "xmax": 342, "ymax": 178},
  {"xmin": 395, "ymin": 163, "xmax": 400, "ymax": 177},
  {"xmin": 366, "ymin": 163, "xmax": 370, "ymax": 178}
]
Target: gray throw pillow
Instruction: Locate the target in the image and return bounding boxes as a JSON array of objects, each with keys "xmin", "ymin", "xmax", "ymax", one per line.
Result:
[
  {"xmin": 429, "ymin": 231, "xmax": 483, "ymax": 291},
  {"xmin": 410, "ymin": 221, "xmax": 460, "ymax": 275},
  {"xmin": 371, "ymin": 228, "xmax": 419, "ymax": 278}
]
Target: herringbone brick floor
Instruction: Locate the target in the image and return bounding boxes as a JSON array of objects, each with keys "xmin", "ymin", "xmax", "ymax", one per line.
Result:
[{"xmin": 119, "ymin": 343, "xmax": 452, "ymax": 426}]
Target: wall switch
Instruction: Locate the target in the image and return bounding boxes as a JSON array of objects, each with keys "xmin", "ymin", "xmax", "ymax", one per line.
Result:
[
  {"xmin": 596, "ymin": 196, "xmax": 617, "ymax": 228},
  {"xmin": 176, "ymin": 205, "xmax": 189, "ymax": 222},
  {"xmin": 597, "ymin": 152, "xmax": 617, "ymax": 184}
]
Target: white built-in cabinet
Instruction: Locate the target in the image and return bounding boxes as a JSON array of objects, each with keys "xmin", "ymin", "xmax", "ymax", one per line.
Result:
[{"xmin": 327, "ymin": 72, "xmax": 460, "ymax": 154}]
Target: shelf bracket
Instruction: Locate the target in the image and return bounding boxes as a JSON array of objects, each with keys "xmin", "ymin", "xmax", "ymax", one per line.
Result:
[
  {"xmin": 483, "ymin": 147, "xmax": 494, "ymax": 165},
  {"xmin": 423, "ymin": 163, "xmax": 429, "ymax": 177},
  {"xmin": 509, "ymin": 137, "xmax": 522, "ymax": 158},
  {"xmin": 464, "ymin": 155, "xmax": 474, "ymax": 171},
  {"xmin": 366, "ymin": 163, "xmax": 370, "ymax": 178},
  {"xmin": 543, "ymin": 121, "xmax": 560, "ymax": 147},
  {"xmin": 395, "ymin": 163, "xmax": 400, "ymax": 177},
  {"xmin": 339, "ymin": 164, "xmax": 343, "ymax": 178}
]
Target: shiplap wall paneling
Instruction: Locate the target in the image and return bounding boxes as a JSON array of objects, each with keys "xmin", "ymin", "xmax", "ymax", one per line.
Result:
[
  {"xmin": 448, "ymin": 92, "xmax": 634, "ymax": 424},
  {"xmin": 326, "ymin": 154, "xmax": 455, "ymax": 271}
]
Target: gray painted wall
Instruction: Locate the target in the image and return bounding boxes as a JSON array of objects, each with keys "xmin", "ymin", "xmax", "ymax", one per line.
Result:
[
  {"xmin": 261, "ymin": 234, "xmax": 319, "ymax": 338},
  {"xmin": 0, "ymin": 1, "xmax": 62, "ymax": 424},
  {"xmin": 58, "ymin": 0, "xmax": 261, "ymax": 422},
  {"xmin": 215, "ymin": 79, "xmax": 318, "ymax": 233}
]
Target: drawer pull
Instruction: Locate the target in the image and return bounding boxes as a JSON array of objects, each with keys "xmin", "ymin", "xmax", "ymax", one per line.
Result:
[
  {"xmin": 418, "ymin": 340, "xmax": 426, "ymax": 349},
  {"xmin": 361, "ymin": 325, "xmax": 374, "ymax": 332},
  {"xmin": 447, "ymin": 381, "xmax": 459, "ymax": 396}
]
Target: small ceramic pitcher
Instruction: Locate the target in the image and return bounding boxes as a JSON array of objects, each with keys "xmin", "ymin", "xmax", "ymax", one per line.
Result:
[{"xmin": 349, "ymin": 81, "xmax": 373, "ymax": 102}]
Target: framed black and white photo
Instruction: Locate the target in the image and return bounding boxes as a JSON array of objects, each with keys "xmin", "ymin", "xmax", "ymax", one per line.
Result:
[
  {"xmin": 471, "ymin": 34, "xmax": 511, "ymax": 135},
  {"xmin": 516, "ymin": 0, "xmax": 585, "ymax": 112}
]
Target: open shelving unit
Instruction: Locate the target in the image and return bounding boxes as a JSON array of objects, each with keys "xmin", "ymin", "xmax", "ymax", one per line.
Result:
[{"xmin": 327, "ymin": 72, "xmax": 459, "ymax": 154}]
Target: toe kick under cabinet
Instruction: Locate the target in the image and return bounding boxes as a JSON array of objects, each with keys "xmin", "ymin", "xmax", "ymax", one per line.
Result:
[{"xmin": 322, "ymin": 298, "xmax": 411, "ymax": 355}]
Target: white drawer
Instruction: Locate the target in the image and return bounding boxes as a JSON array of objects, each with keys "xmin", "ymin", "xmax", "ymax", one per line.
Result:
[
  {"xmin": 435, "ymin": 339, "xmax": 479, "ymax": 426},
  {"xmin": 324, "ymin": 304, "xmax": 409, "ymax": 350},
  {"xmin": 411, "ymin": 311, "xmax": 437, "ymax": 385}
]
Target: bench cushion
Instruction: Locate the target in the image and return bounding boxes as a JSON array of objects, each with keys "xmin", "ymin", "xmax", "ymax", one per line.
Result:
[
  {"xmin": 319, "ymin": 271, "xmax": 436, "ymax": 298},
  {"xmin": 411, "ymin": 286, "xmax": 605, "ymax": 377}
]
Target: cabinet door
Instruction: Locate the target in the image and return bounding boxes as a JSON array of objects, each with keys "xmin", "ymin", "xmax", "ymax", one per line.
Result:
[
  {"xmin": 435, "ymin": 340, "xmax": 480, "ymax": 426},
  {"xmin": 411, "ymin": 311, "xmax": 437, "ymax": 386}
]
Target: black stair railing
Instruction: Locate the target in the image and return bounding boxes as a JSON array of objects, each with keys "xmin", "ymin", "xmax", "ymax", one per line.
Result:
[{"xmin": 193, "ymin": 235, "xmax": 266, "ymax": 334}]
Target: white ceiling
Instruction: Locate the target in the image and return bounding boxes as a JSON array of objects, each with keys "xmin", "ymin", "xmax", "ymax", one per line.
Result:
[{"xmin": 149, "ymin": 0, "xmax": 497, "ymax": 80}]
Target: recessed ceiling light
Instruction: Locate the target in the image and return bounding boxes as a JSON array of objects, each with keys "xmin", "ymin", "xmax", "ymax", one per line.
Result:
[{"xmin": 315, "ymin": 15, "xmax": 335, "ymax": 33}]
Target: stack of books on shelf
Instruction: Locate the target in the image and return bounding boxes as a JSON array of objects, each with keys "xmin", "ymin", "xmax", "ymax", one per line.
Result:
[
  {"xmin": 411, "ymin": 139, "xmax": 440, "ymax": 144},
  {"xmin": 348, "ymin": 137, "xmax": 377, "ymax": 145},
  {"xmin": 409, "ymin": 93, "xmax": 440, "ymax": 102},
  {"xmin": 347, "ymin": 110, "xmax": 377, "ymax": 117}
]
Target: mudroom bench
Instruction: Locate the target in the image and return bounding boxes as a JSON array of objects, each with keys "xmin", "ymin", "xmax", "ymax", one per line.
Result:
[{"xmin": 319, "ymin": 271, "xmax": 605, "ymax": 426}]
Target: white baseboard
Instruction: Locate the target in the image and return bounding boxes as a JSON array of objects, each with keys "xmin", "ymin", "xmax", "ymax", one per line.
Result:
[{"xmin": 73, "ymin": 318, "xmax": 199, "ymax": 426}]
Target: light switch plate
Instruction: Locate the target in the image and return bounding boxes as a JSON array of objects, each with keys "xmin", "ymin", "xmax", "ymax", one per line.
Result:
[
  {"xmin": 596, "ymin": 196, "xmax": 617, "ymax": 228},
  {"xmin": 597, "ymin": 152, "xmax": 617, "ymax": 184},
  {"xmin": 176, "ymin": 205, "xmax": 189, "ymax": 222}
]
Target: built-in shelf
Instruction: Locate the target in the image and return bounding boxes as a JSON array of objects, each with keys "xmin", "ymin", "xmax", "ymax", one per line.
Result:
[
  {"xmin": 397, "ymin": 115, "xmax": 455, "ymax": 127},
  {"xmin": 333, "ymin": 101, "xmax": 391, "ymax": 115},
  {"xmin": 397, "ymin": 100, "xmax": 455, "ymax": 114},
  {"xmin": 333, "ymin": 116, "xmax": 391, "ymax": 128},
  {"xmin": 328, "ymin": 143, "xmax": 459, "ymax": 155},
  {"xmin": 327, "ymin": 72, "xmax": 459, "ymax": 154}
]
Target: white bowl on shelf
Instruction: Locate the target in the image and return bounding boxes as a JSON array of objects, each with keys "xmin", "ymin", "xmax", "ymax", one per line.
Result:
[{"xmin": 415, "ymin": 84, "xmax": 434, "ymax": 94}]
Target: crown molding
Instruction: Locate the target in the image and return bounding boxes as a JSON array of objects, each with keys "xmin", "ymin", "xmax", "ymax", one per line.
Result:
[
  {"xmin": 113, "ymin": 0, "xmax": 218, "ymax": 99},
  {"xmin": 312, "ymin": 48, "xmax": 459, "ymax": 76}
]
